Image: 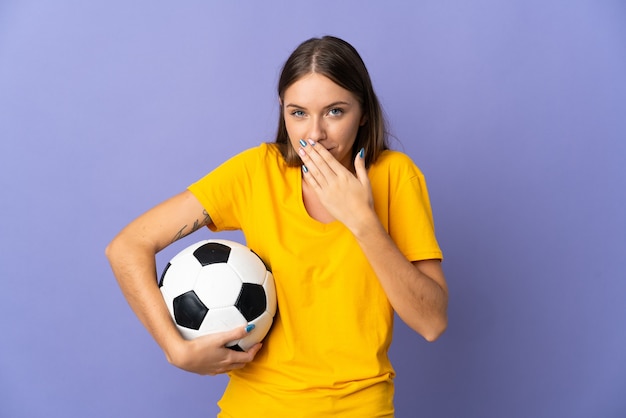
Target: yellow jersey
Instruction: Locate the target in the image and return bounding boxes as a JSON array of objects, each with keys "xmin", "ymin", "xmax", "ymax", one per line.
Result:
[{"xmin": 188, "ymin": 143, "xmax": 442, "ymax": 417}]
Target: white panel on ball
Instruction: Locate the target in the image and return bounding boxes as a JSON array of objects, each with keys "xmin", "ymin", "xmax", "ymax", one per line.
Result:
[
  {"xmin": 227, "ymin": 246, "xmax": 268, "ymax": 285},
  {"xmin": 194, "ymin": 263, "xmax": 242, "ymax": 308},
  {"xmin": 197, "ymin": 306, "xmax": 247, "ymax": 336},
  {"xmin": 262, "ymin": 271, "xmax": 277, "ymax": 317}
]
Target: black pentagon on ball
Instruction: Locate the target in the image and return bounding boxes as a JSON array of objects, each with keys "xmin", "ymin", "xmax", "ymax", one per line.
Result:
[
  {"xmin": 235, "ymin": 283, "xmax": 266, "ymax": 321},
  {"xmin": 227, "ymin": 344, "xmax": 245, "ymax": 352},
  {"xmin": 173, "ymin": 290, "xmax": 208, "ymax": 330},
  {"xmin": 193, "ymin": 242, "xmax": 231, "ymax": 266}
]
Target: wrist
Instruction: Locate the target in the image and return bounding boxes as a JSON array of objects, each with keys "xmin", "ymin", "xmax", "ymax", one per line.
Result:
[
  {"xmin": 347, "ymin": 208, "xmax": 384, "ymax": 240},
  {"xmin": 163, "ymin": 334, "xmax": 188, "ymax": 367}
]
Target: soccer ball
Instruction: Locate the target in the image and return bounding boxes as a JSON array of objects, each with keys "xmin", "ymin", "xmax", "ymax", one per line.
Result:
[{"xmin": 159, "ymin": 239, "xmax": 276, "ymax": 352}]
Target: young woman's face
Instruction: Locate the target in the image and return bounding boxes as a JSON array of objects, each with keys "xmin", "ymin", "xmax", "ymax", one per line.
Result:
[{"xmin": 282, "ymin": 73, "xmax": 365, "ymax": 170}]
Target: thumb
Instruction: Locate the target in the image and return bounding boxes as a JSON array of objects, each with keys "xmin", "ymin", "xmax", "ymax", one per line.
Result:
[
  {"xmin": 218, "ymin": 324, "xmax": 255, "ymax": 346},
  {"xmin": 354, "ymin": 147, "xmax": 368, "ymax": 184}
]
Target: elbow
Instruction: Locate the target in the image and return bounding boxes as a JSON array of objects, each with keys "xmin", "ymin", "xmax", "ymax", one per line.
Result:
[
  {"xmin": 423, "ymin": 291, "xmax": 449, "ymax": 342},
  {"xmin": 404, "ymin": 312, "xmax": 447, "ymax": 342},
  {"xmin": 422, "ymin": 316, "xmax": 448, "ymax": 342},
  {"xmin": 104, "ymin": 241, "xmax": 113, "ymax": 261},
  {"xmin": 105, "ymin": 234, "xmax": 127, "ymax": 266},
  {"xmin": 104, "ymin": 237, "xmax": 118, "ymax": 263}
]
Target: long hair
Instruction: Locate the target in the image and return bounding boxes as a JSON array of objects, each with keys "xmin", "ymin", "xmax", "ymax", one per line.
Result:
[{"xmin": 274, "ymin": 36, "xmax": 388, "ymax": 168}]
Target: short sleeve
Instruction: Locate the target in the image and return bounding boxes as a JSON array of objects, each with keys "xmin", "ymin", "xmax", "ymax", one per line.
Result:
[
  {"xmin": 187, "ymin": 147, "xmax": 261, "ymax": 232},
  {"xmin": 371, "ymin": 151, "xmax": 443, "ymax": 262}
]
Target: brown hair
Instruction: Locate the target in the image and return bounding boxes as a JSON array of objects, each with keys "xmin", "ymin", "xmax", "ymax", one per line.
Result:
[{"xmin": 274, "ymin": 36, "xmax": 388, "ymax": 168}]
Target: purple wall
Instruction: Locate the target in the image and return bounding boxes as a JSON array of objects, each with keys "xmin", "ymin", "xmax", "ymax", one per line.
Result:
[{"xmin": 1, "ymin": 1, "xmax": 624, "ymax": 417}]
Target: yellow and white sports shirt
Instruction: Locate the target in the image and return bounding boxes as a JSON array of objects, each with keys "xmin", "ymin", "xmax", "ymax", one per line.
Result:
[{"xmin": 188, "ymin": 143, "xmax": 442, "ymax": 417}]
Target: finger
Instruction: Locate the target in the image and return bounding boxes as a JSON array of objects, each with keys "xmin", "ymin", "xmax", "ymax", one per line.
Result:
[
  {"xmin": 211, "ymin": 360, "xmax": 246, "ymax": 375},
  {"xmin": 299, "ymin": 146, "xmax": 329, "ymax": 188},
  {"xmin": 299, "ymin": 140, "xmax": 342, "ymax": 179},
  {"xmin": 304, "ymin": 139, "xmax": 344, "ymax": 176},
  {"xmin": 301, "ymin": 163, "xmax": 320, "ymax": 191},
  {"xmin": 226, "ymin": 362, "xmax": 247, "ymax": 371},
  {"xmin": 224, "ymin": 342, "xmax": 262, "ymax": 372},
  {"xmin": 246, "ymin": 342, "xmax": 263, "ymax": 358},
  {"xmin": 225, "ymin": 350, "xmax": 260, "ymax": 370}
]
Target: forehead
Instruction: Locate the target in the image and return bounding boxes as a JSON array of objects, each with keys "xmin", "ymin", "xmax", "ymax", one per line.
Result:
[{"xmin": 283, "ymin": 73, "xmax": 357, "ymax": 105}]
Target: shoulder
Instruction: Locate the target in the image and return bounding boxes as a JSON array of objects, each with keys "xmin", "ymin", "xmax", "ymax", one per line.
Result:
[
  {"xmin": 243, "ymin": 143, "xmax": 284, "ymax": 165},
  {"xmin": 216, "ymin": 143, "xmax": 284, "ymax": 171},
  {"xmin": 191, "ymin": 143, "xmax": 285, "ymax": 189},
  {"xmin": 229, "ymin": 142, "xmax": 281, "ymax": 161},
  {"xmin": 370, "ymin": 150, "xmax": 424, "ymax": 179}
]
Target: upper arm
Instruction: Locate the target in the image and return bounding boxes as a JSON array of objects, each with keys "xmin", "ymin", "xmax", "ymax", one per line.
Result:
[
  {"xmin": 113, "ymin": 190, "xmax": 211, "ymax": 254},
  {"xmin": 164, "ymin": 190, "xmax": 213, "ymax": 246}
]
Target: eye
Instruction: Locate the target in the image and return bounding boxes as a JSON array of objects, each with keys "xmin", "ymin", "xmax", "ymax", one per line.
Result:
[
  {"xmin": 290, "ymin": 110, "xmax": 305, "ymax": 118},
  {"xmin": 328, "ymin": 108, "xmax": 344, "ymax": 117}
]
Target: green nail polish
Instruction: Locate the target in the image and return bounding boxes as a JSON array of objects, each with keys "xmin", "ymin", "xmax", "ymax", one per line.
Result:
[{"xmin": 299, "ymin": 139, "xmax": 307, "ymax": 147}]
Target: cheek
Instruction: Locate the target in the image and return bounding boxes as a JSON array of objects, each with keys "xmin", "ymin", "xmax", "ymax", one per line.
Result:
[
  {"xmin": 283, "ymin": 121, "xmax": 301, "ymax": 149},
  {"xmin": 336, "ymin": 121, "xmax": 360, "ymax": 145},
  {"xmin": 283, "ymin": 114, "xmax": 298, "ymax": 136},
  {"xmin": 284, "ymin": 123, "xmax": 298, "ymax": 146}
]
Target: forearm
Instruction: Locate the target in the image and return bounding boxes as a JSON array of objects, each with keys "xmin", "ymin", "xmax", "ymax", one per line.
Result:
[
  {"xmin": 349, "ymin": 210, "xmax": 448, "ymax": 341},
  {"xmin": 105, "ymin": 234, "xmax": 183, "ymax": 360}
]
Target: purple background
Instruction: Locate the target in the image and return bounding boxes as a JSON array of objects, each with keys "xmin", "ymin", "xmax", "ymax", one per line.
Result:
[{"xmin": 1, "ymin": 1, "xmax": 625, "ymax": 417}]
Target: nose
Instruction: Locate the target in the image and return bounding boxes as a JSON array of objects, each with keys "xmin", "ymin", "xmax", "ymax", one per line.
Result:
[{"xmin": 306, "ymin": 116, "xmax": 326, "ymax": 142}]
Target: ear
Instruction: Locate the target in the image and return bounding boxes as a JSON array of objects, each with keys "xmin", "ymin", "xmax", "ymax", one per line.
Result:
[{"xmin": 360, "ymin": 114, "xmax": 368, "ymax": 126}]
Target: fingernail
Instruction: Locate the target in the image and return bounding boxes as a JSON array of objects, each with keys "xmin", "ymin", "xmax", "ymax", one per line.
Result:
[
  {"xmin": 302, "ymin": 165, "xmax": 308, "ymax": 173},
  {"xmin": 299, "ymin": 139, "xmax": 307, "ymax": 147},
  {"xmin": 359, "ymin": 148, "xmax": 365, "ymax": 159},
  {"xmin": 308, "ymin": 139, "xmax": 316, "ymax": 146},
  {"xmin": 245, "ymin": 324, "xmax": 255, "ymax": 333}
]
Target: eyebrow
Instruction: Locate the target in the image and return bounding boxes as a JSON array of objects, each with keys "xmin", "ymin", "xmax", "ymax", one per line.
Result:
[{"xmin": 285, "ymin": 100, "xmax": 352, "ymax": 110}]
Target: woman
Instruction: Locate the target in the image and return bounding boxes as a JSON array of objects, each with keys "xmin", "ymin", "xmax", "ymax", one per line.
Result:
[{"xmin": 106, "ymin": 35, "xmax": 448, "ymax": 417}]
